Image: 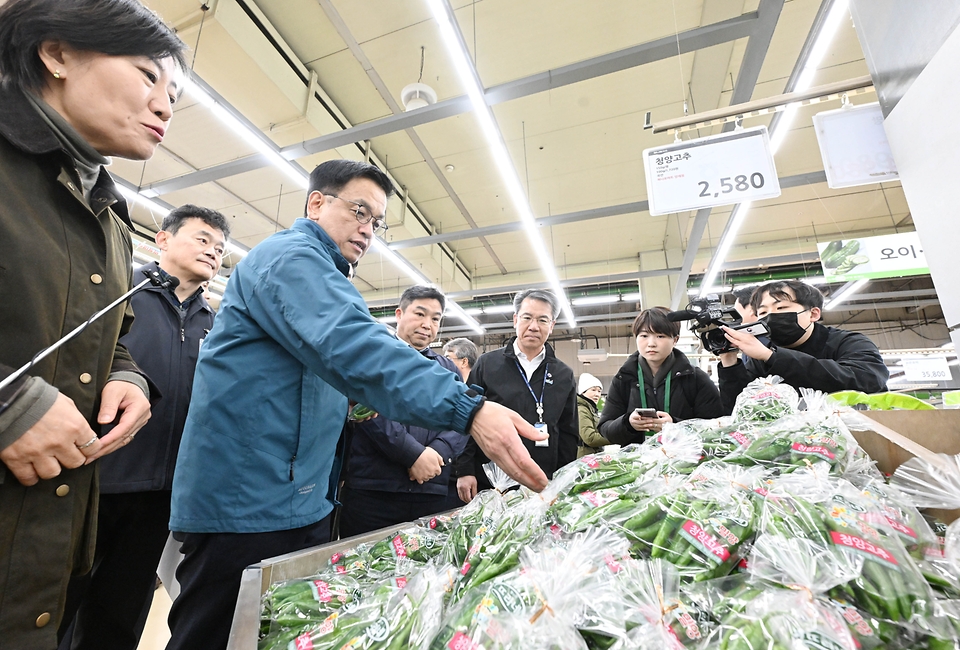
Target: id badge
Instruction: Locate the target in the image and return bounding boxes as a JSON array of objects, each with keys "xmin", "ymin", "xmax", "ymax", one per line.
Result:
[{"xmin": 534, "ymin": 422, "xmax": 550, "ymax": 447}]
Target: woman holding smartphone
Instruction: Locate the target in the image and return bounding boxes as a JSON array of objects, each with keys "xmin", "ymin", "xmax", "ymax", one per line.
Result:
[{"xmin": 598, "ymin": 307, "xmax": 724, "ymax": 445}]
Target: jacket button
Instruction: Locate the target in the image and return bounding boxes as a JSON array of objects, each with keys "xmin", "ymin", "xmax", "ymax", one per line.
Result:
[
  {"xmin": 56, "ymin": 485, "xmax": 70, "ymax": 497},
  {"xmin": 36, "ymin": 612, "xmax": 51, "ymax": 628},
  {"xmin": 90, "ymin": 274, "xmax": 103, "ymax": 284},
  {"xmin": 79, "ymin": 373, "xmax": 92, "ymax": 384}
]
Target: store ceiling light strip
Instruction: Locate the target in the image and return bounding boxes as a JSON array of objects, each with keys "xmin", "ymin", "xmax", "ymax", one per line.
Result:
[
  {"xmin": 823, "ymin": 278, "xmax": 868, "ymax": 310},
  {"xmin": 699, "ymin": 0, "xmax": 849, "ymax": 298},
  {"xmin": 372, "ymin": 239, "xmax": 485, "ymax": 334},
  {"xmin": 427, "ymin": 0, "xmax": 576, "ymax": 327},
  {"xmin": 184, "ymin": 79, "xmax": 309, "ymax": 189}
]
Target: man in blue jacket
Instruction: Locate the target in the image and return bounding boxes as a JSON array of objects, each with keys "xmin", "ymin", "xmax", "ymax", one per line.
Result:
[
  {"xmin": 339, "ymin": 285, "xmax": 467, "ymax": 537},
  {"xmin": 59, "ymin": 205, "xmax": 229, "ymax": 650},
  {"xmin": 167, "ymin": 160, "xmax": 547, "ymax": 650}
]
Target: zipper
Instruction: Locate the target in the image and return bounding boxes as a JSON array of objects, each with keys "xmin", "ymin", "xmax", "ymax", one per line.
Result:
[{"xmin": 289, "ymin": 455, "xmax": 296, "ymax": 481}]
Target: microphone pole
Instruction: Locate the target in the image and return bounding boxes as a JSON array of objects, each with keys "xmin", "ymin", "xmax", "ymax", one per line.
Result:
[{"xmin": 0, "ymin": 269, "xmax": 179, "ymax": 393}]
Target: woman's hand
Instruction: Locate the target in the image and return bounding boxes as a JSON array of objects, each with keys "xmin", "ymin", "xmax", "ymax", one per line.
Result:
[{"xmin": 628, "ymin": 410, "xmax": 672, "ymax": 433}]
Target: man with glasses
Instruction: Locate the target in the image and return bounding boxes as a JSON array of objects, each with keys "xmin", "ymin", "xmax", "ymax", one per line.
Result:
[
  {"xmin": 166, "ymin": 160, "xmax": 548, "ymax": 650},
  {"xmin": 455, "ymin": 289, "xmax": 579, "ymax": 503}
]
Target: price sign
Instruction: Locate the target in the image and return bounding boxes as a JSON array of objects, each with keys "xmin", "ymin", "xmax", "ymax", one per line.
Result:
[
  {"xmin": 901, "ymin": 357, "xmax": 952, "ymax": 383},
  {"xmin": 642, "ymin": 126, "xmax": 781, "ymax": 216},
  {"xmin": 813, "ymin": 102, "xmax": 899, "ymax": 189}
]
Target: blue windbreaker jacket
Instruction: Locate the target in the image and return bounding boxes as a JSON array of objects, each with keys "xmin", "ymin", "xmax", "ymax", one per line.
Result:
[{"xmin": 170, "ymin": 218, "xmax": 481, "ymax": 533}]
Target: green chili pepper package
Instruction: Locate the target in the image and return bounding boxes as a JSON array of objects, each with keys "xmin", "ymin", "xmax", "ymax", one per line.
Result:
[
  {"xmin": 441, "ymin": 489, "xmax": 508, "ymax": 567},
  {"xmin": 731, "ymin": 375, "xmax": 799, "ymax": 423}
]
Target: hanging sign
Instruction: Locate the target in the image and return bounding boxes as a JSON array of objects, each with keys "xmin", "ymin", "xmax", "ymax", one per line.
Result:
[
  {"xmin": 642, "ymin": 126, "xmax": 781, "ymax": 216},
  {"xmin": 813, "ymin": 102, "xmax": 899, "ymax": 189},
  {"xmin": 817, "ymin": 231, "xmax": 929, "ymax": 282},
  {"xmin": 901, "ymin": 357, "xmax": 951, "ymax": 383}
]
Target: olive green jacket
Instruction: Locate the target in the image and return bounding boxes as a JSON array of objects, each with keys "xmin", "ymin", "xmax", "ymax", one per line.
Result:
[
  {"xmin": 0, "ymin": 84, "xmax": 141, "ymax": 649},
  {"xmin": 577, "ymin": 394, "xmax": 609, "ymax": 457}
]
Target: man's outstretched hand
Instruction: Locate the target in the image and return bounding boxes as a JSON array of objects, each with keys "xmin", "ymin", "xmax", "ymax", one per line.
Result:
[{"xmin": 467, "ymin": 401, "xmax": 548, "ymax": 491}]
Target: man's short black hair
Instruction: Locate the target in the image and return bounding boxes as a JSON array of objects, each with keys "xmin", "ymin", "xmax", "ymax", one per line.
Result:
[
  {"xmin": 0, "ymin": 0, "xmax": 187, "ymax": 92},
  {"xmin": 631, "ymin": 306, "xmax": 680, "ymax": 338},
  {"xmin": 399, "ymin": 285, "xmax": 446, "ymax": 313},
  {"xmin": 751, "ymin": 280, "xmax": 825, "ymax": 313},
  {"xmin": 733, "ymin": 287, "xmax": 755, "ymax": 310},
  {"xmin": 443, "ymin": 338, "xmax": 479, "ymax": 369},
  {"xmin": 305, "ymin": 160, "xmax": 395, "ymax": 216},
  {"xmin": 162, "ymin": 204, "xmax": 231, "ymax": 240}
]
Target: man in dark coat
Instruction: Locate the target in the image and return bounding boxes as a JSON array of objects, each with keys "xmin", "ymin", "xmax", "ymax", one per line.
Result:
[
  {"xmin": 59, "ymin": 205, "xmax": 230, "ymax": 650},
  {"xmin": 455, "ymin": 290, "xmax": 579, "ymax": 501},
  {"xmin": 339, "ymin": 285, "xmax": 468, "ymax": 537},
  {"xmin": 718, "ymin": 280, "xmax": 889, "ymax": 412}
]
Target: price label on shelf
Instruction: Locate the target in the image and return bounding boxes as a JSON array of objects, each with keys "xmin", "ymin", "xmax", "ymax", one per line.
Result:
[
  {"xmin": 642, "ymin": 126, "xmax": 781, "ymax": 216},
  {"xmin": 901, "ymin": 357, "xmax": 952, "ymax": 383}
]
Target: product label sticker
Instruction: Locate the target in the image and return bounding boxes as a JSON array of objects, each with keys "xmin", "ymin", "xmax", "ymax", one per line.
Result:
[
  {"xmin": 310, "ymin": 580, "xmax": 331, "ymax": 603},
  {"xmin": 830, "ymin": 531, "xmax": 899, "ymax": 570},
  {"xmin": 679, "ymin": 520, "xmax": 730, "ymax": 564},
  {"xmin": 447, "ymin": 631, "xmax": 481, "ymax": 650},
  {"xmin": 791, "ymin": 442, "xmax": 836, "ymax": 461}
]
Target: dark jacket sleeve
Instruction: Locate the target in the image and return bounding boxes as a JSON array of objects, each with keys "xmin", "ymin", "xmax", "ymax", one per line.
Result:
[
  {"xmin": 597, "ymin": 373, "xmax": 640, "ymax": 445},
  {"xmin": 764, "ymin": 332, "xmax": 889, "ymax": 394},
  {"xmin": 691, "ymin": 369, "xmax": 726, "ymax": 419},
  {"xmin": 718, "ymin": 358, "xmax": 760, "ymax": 414},
  {"xmin": 556, "ymin": 379, "xmax": 579, "ymax": 468},
  {"xmin": 428, "ymin": 428, "xmax": 469, "ymax": 464},
  {"xmin": 354, "ymin": 416, "xmax": 426, "ymax": 469}
]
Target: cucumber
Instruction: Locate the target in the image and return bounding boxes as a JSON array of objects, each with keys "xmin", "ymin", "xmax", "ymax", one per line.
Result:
[{"xmin": 822, "ymin": 240, "xmax": 861, "ymax": 269}]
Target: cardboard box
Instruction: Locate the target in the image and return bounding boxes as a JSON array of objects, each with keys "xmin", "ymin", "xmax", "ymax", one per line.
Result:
[{"xmin": 852, "ymin": 409, "xmax": 960, "ymax": 523}]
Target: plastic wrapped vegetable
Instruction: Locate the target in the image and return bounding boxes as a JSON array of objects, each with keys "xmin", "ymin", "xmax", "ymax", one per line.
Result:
[
  {"xmin": 259, "ymin": 573, "xmax": 363, "ymax": 640},
  {"xmin": 366, "ymin": 527, "xmax": 446, "ymax": 574},
  {"xmin": 441, "ymin": 489, "xmax": 507, "ymax": 567},
  {"xmin": 483, "ymin": 461, "xmax": 520, "ymax": 494},
  {"xmin": 731, "ymin": 375, "xmax": 799, "ymax": 423}
]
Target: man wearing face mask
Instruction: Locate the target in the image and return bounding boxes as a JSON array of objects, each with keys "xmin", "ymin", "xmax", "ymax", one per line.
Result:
[{"xmin": 717, "ymin": 280, "xmax": 888, "ymax": 413}]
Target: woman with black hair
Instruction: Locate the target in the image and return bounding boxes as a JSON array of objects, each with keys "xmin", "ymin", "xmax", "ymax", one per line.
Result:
[
  {"xmin": 0, "ymin": 1, "xmax": 186, "ymax": 647},
  {"xmin": 598, "ymin": 307, "xmax": 725, "ymax": 445}
]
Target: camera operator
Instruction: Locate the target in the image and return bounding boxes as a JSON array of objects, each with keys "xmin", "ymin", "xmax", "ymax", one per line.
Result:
[{"xmin": 718, "ymin": 280, "xmax": 888, "ymax": 412}]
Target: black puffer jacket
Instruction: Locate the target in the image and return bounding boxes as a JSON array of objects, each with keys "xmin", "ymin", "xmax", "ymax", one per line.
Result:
[
  {"xmin": 454, "ymin": 339, "xmax": 578, "ymax": 492},
  {"xmin": 598, "ymin": 349, "xmax": 724, "ymax": 445},
  {"xmin": 718, "ymin": 322, "xmax": 888, "ymax": 413}
]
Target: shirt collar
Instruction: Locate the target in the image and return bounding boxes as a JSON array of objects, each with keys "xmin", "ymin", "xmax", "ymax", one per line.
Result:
[{"xmin": 513, "ymin": 339, "xmax": 546, "ymax": 364}]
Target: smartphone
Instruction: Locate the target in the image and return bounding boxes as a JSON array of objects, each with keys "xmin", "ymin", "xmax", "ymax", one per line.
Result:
[
  {"xmin": 731, "ymin": 321, "xmax": 769, "ymax": 337},
  {"xmin": 634, "ymin": 408, "xmax": 658, "ymax": 419}
]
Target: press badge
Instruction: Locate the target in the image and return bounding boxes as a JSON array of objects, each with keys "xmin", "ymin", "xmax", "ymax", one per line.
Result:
[{"xmin": 534, "ymin": 422, "xmax": 550, "ymax": 447}]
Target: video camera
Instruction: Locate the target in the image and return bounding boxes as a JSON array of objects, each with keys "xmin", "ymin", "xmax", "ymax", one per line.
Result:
[{"xmin": 667, "ymin": 296, "xmax": 768, "ymax": 355}]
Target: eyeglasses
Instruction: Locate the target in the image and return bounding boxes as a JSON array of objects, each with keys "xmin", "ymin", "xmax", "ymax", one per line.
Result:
[
  {"xmin": 518, "ymin": 314, "xmax": 554, "ymax": 326},
  {"xmin": 330, "ymin": 195, "xmax": 387, "ymax": 235}
]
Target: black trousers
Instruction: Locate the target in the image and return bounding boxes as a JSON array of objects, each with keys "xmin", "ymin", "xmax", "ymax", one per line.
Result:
[
  {"xmin": 58, "ymin": 490, "xmax": 172, "ymax": 650},
  {"xmin": 166, "ymin": 515, "xmax": 331, "ymax": 650},
  {"xmin": 337, "ymin": 486, "xmax": 451, "ymax": 539}
]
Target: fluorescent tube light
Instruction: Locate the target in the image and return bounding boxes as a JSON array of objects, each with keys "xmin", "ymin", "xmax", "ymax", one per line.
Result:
[
  {"xmin": 445, "ymin": 302, "xmax": 485, "ymax": 335},
  {"xmin": 823, "ymin": 278, "xmax": 868, "ymax": 310},
  {"xmin": 427, "ymin": 0, "xmax": 576, "ymax": 327},
  {"xmin": 483, "ymin": 304, "xmax": 517, "ymax": 315},
  {"xmin": 688, "ymin": 285, "xmax": 733, "ymax": 296},
  {"xmin": 699, "ymin": 202, "xmax": 751, "ymax": 296},
  {"xmin": 622, "ymin": 292, "xmax": 643, "ymax": 302},
  {"xmin": 187, "ymin": 80, "xmax": 308, "ymax": 189},
  {"xmin": 571, "ymin": 295, "xmax": 621, "ymax": 306},
  {"xmin": 117, "ymin": 185, "xmax": 170, "ymax": 216}
]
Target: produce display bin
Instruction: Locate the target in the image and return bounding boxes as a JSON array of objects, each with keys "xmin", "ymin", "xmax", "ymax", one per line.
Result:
[{"xmin": 226, "ymin": 410, "xmax": 960, "ymax": 649}]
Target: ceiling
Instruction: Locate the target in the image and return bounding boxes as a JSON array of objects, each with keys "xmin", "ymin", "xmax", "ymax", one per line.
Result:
[{"xmin": 113, "ymin": 0, "xmax": 941, "ymax": 343}]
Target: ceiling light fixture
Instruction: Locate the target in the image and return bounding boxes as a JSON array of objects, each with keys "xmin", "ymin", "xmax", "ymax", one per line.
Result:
[
  {"xmin": 571, "ymin": 295, "xmax": 622, "ymax": 306},
  {"xmin": 823, "ymin": 278, "xmax": 868, "ymax": 310},
  {"xmin": 688, "ymin": 285, "xmax": 733, "ymax": 295},
  {"xmin": 698, "ymin": 0, "xmax": 850, "ymax": 299},
  {"xmin": 426, "ymin": 0, "xmax": 576, "ymax": 327},
  {"xmin": 371, "ymin": 239, "xmax": 484, "ymax": 334},
  {"xmin": 186, "ymin": 79, "xmax": 309, "ymax": 189}
]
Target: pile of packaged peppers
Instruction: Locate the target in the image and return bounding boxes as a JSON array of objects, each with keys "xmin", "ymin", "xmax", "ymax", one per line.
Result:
[{"xmin": 257, "ymin": 377, "xmax": 960, "ymax": 649}]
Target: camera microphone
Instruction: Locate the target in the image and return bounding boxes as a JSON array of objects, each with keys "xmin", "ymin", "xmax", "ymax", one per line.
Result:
[
  {"xmin": 0, "ymin": 267, "xmax": 181, "ymax": 392},
  {"xmin": 666, "ymin": 309, "xmax": 701, "ymax": 322}
]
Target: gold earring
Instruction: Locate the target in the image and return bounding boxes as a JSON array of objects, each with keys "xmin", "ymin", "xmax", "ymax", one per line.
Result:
[{"xmin": 53, "ymin": 70, "xmax": 62, "ymax": 79}]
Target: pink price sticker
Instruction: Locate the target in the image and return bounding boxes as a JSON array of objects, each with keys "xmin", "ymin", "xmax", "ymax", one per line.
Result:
[
  {"xmin": 791, "ymin": 442, "xmax": 836, "ymax": 461},
  {"xmin": 447, "ymin": 632, "xmax": 481, "ymax": 650},
  {"xmin": 310, "ymin": 580, "xmax": 331, "ymax": 603},
  {"xmin": 391, "ymin": 535, "xmax": 407, "ymax": 558},
  {"xmin": 460, "ymin": 561, "xmax": 471, "ymax": 576},
  {"xmin": 864, "ymin": 512, "xmax": 918, "ymax": 540},
  {"xmin": 582, "ymin": 456, "xmax": 599, "ymax": 469},
  {"xmin": 680, "ymin": 520, "xmax": 730, "ymax": 564},
  {"xmin": 830, "ymin": 531, "xmax": 899, "ymax": 568},
  {"xmin": 329, "ymin": 552, "xmax": 342, "ymax": 564},
  {"xmin": 603, "ymin": 554, "xmax": 622, "ymax": 574},
  {"xmin": 727, "ymin": 430, "xmax": 751, "ymax": 446},
  {"xmin": 395, "ymin": 576, "xmax": 407, "ymax": 589},
  {"xmin": 294, "ymin": 634, "xmax": 314, "ymax": 650}
]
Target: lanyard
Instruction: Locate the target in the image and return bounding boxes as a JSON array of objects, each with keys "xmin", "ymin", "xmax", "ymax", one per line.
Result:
[
  {"xmin": 637, "ymin": 362, "xmax": 671, "ymax": 415},
  {"xmin": 515, "ymin": 360, "xmax": 549, "ymax": 423}
]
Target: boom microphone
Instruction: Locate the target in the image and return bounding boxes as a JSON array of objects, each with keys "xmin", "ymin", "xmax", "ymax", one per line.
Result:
[{"xmin": 0, "ymin": 268, "xmax": 179, "ymax": 392}]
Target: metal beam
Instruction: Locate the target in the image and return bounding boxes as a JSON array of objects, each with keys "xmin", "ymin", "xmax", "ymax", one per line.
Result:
[
  {"xmin": 389, "ymin": 169, "xmax": 823, "ymax": 251},
  {"xmin": 668, "ymin": 0, "xmax": 785, "ymax": 308},
  {"xmin": 669, "ymin": 208, "xmax": 713, "ymax": 307},
  {"xmin": 144, "ymin": 11, "xmax": 760, "ymax": 196},
  {"xmin": 835, "ymin": 299, "xmax": 940, "ymax": 311}
]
